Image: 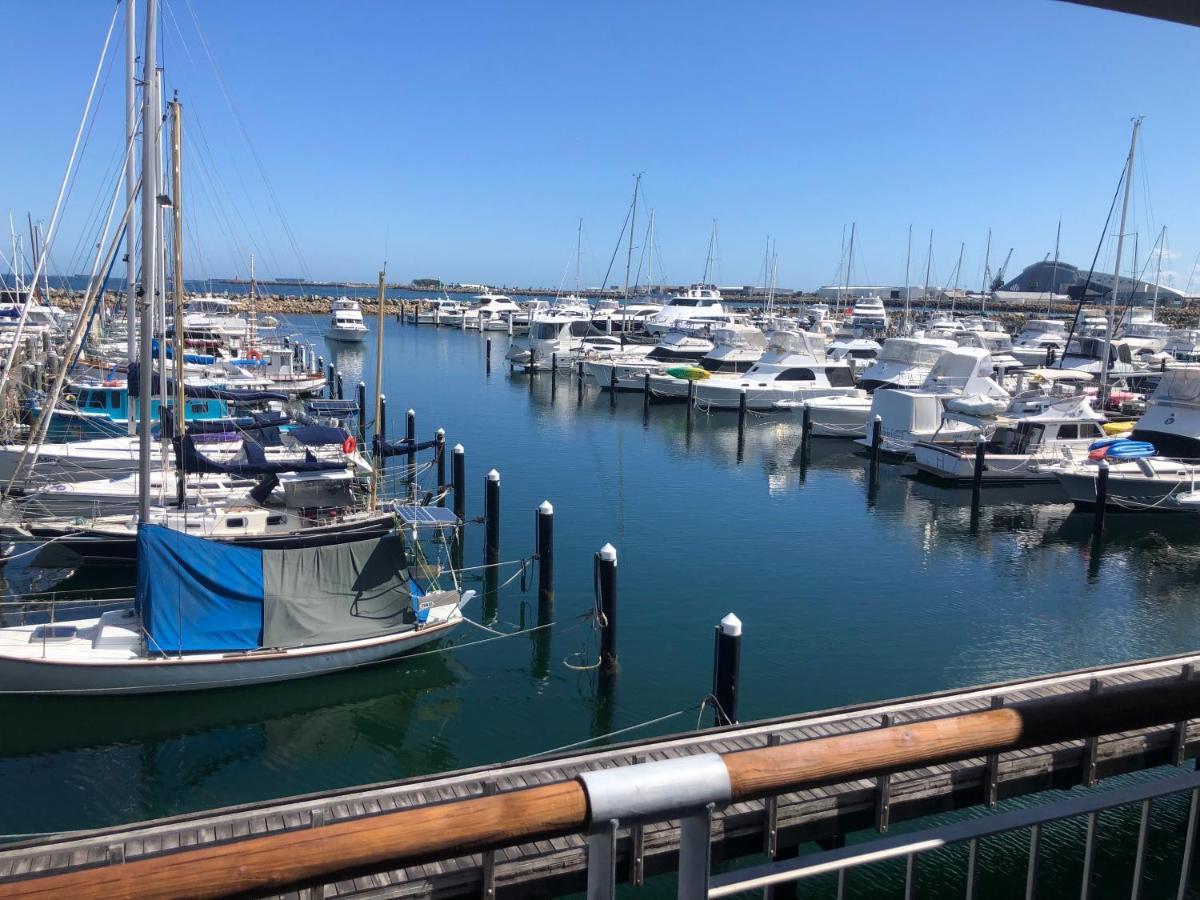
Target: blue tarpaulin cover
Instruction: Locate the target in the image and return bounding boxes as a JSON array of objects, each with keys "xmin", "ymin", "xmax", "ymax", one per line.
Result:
[{"xmin": 137, "ymin": 525, "xmax": 264, "ymax": 654}]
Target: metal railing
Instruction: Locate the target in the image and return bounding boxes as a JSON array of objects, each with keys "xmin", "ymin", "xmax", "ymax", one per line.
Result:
[{"xmin": 709, "ymin": 769, "xmax": 1200, "ymax": 899}]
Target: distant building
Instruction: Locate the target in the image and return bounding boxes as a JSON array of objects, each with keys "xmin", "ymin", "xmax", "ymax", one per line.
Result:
[
  {"xmin": 814, "ymin": 285, "xmax": 902, "ymax": 303},
  {"xmin": 1001, "ymin": 260, "xmax": 1185, "ymax": 306}
]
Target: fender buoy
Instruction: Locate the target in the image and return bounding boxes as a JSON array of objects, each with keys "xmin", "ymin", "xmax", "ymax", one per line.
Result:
[{"xmin": 342, "ymin": 436, "xmax": 357, "ymax": 454}]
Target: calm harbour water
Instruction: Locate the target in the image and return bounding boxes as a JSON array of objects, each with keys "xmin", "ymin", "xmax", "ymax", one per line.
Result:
[{"xmin": 3, "ymin": 313, "xmax": 1200, "ymax": 894}]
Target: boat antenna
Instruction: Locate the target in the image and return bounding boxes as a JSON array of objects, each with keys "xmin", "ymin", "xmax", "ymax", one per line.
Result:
[
  {"xmin": 903, "ymin": 223, "xmax": 912, "ymax": 333},
  {"xmin": 1151, "ymin": 225, "xmax": 1165, "ymax": 319}
]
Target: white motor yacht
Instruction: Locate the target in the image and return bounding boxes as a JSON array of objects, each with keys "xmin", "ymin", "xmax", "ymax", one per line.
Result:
[
  {"xmin": 591, "ymin": 300, "xmax": 663, "ymax": 336},
  {"xmin": 465, "ymin": 292, "xmax": 521, "ymax": 331},
  {"xmin": 643, "ymin": 285, "xmax": 727, "ymax": 335},
  {"xmin": 1011, "ymin": 319, "xmax": 1069, "ymax": 367},
  {"xmin": 505, "ymin": 312, "xmax": 608, "ymax": 368},
  {"xmin": 847, "ymin": 295, "xmax": 888, "ymax": 332},
  {"xmin": 1057, "ymin": 336, "xmax": 1138, "ymax": 377},
  {"xmin": 1052, "ymin": 368, "xmax": 1200, "ymax": 510},
  {"xmin": 850, "ymin": 347, "xmax": 1010, "ymax": 456},
  {"xmin": 581, "ymin": 330, "xmax": 714, "ymax": 391},
  {"xmin": 1120, "ymin": 310, "xmax": 1172, "ymax": 358},
  {"xmin": 913, "ymin": 373, "xmax": 1104, "ymax": 483},
  {"xmin": 324, "ymin": 297, "xmax": 369, "ymax": 343},
  {"xmin": 651, "ymin": 330, "xmax": 859, "ymax": 411}
]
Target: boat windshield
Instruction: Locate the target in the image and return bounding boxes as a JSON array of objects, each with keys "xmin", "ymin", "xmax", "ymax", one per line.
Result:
[
  {"xmin": 880, "ymin": 341, "xmax": 944, "ymax": 367},
  {"xmin": 531, "ymin": 322, "xmax": 561, "ymax": 340}
]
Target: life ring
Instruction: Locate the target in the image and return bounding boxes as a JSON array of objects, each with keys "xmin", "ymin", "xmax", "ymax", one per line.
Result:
[
  {"xmin": 103, "ymin": 379, "xmax": 122, "ymax": 387},
  {"xmin": 247, "ymin": 348, "xmax": 263, "ymax": 361},
  {"xmin": 342, "ymin": 436, "xmax": 357, "ymax": 454}
]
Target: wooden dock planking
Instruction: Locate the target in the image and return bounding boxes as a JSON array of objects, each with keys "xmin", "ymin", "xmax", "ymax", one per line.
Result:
[{"xmin": 2, "ymin": 651, "xmax": 1199, "ymax": 897}]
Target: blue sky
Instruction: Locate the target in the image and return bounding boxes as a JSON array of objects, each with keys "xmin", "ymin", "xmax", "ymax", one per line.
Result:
[{"xmin": 4, "ymin": 1, "xmax": 1199, "ymax": 290}]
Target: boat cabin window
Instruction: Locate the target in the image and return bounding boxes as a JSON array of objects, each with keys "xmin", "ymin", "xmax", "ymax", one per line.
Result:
[
  {"xmin": 849, "ymin": 349, "xmax": 876, "ymax": 359},
  {"xmin": 670, "ymin": 298, "xmax": 701, "ymax": 307},
  {"xmin": 225, "ymin": 517, "xmax": 246, "ymax": 529},
  {"xmin": 189, "ymin": 401, "xmax": 208, "ymax": 414},
  {"xmin": 648, "ymin": 347, "xmax": 697, "ymax": 361},
  {"xmin": 827, "ymin": 366, "xmax": 855, "ymax": 387},
  {"xmin": 28, "ymin": 625, "xmax": 78, "ymax": 643},
  {"xmin": 569, "ymin": 321, "xmax": 592, "ymax": 337},
  {"xmin": 1117, "ymin": 344, "xmax": 1133, "ymax": 364},
  {"xmin": 266, "ymin": 514, "xmax": 286, "ymax": 526},
  {"xmin": 84, "ymin": 392, "xmax": 106, "ymax": 410},
  {"xmin": 1057, "ymin": 424, "xmax": 1079, "ymax": 440},
  {"xmin": 531, "ymin": 323, "xmax": 559, "ymax": 340},
  {"xmin": 776, "ymin": 368, "xmax": 815, "ymax": 381}
]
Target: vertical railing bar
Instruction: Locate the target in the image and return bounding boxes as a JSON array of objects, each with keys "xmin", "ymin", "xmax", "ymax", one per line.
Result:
[
  {"xmin": 1174, "ymin": 664, "xmax": 1195, "ymax": 767},
  {"xmin": 1080, "ymin": 810, "xmax": 1099, "ymax": 900},
  {"xmin": 764, "ymin": 733, "xmax": 781, "ymax": 859},
  {"xmin": 586, "ymin": 818, "xmax": 618, "ymax": 900},
  {"xmin": 965, "ymin": 837, "xmax": 979, "ymax": 900},
  {"xmin": 904, "ymin": 852, "xmax": 917, "ymax": 900},
  {"xmin": 1025, "ymin": 822, "xmax": 1041, "ymax": 900},
  {"xmin": 836, "ymin": 867, "xmax": 847, "ymax": 900},
  {"xmin": 1083, "ymin": 679, "xmax": 1102, "ymax": 787},
  {"xmin": 876, "ymin": 713, "xmax": 893, "ymax": 832},
  {"xmin": 1131, "ymin": 798, "xmax": 1151, "ymax": 900},
  {"xmin": 677, "ymin": 803, "xmax": 715, "ymax": 900},
  {"xmin": 1177, "ymin": 788, "xmax": 1199, "ymax": 900},
  {"xmin": 629, "ymin": 755, "xmax": 646, "ymax": 887},
  {"xmin": 986, "ymin": 695, "xmax": 1004, "ymax": 806},
  {"xmin": 481, "ymin": 780, "xmax": 498, "ymax": 899}
]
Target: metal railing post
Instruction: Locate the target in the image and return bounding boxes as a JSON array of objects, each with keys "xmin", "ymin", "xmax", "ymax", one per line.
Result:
[
  {"xmin": 585, "ymin": 818, "xmax": 618, "ymax": 900},
  {"xmin": 677, "ymin": 803, "xmax": 715, "ymax": 899}
]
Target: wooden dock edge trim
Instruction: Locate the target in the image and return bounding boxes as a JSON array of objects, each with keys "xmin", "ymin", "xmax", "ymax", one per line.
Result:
[{"xmin": 4, "ymin": 673, "xmax": 1200, "ymax": 899}]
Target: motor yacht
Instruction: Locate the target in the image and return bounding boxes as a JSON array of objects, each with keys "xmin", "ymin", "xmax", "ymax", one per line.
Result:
[
  {"xmin": 324, "ymin": 297, "xmax": 369, "ymax": 343},
  {"xmin": 651, "ymin": 330, "xmax": 858, "ymax": 411},
  {"xmin": 850, "ymin": 347, "xmax": 1010, "ymax": 456},
  {"xmin": 847, "ymin": 295, "xmax": 888, "ymax": 332},
  {"xmin": 581, "ymin": 330, "xmax": 714, "ymax": 391},
  {"xmin": 913, "ymin": 373, "xmax": 1104, "ymax": 483},
  {"xmin": 643, "ymin": 285, "xmax": 727, "ymax": 335},
  {"xmin": 1011, "ymin": 319, "xmax": 1069, "ymax": 367},
  {"xmin": 465, "ymin": 292, "xmax": 521, "ymax": 331}
]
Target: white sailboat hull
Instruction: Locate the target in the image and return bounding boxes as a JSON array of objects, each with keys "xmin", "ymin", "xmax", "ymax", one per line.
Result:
[{"xmin": 0, "ymin": 612, "xmax": 463, "ymax": 695}]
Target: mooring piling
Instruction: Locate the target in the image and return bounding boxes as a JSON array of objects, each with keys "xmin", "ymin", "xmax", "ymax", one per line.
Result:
[
  {"xmin": 712, "ymin": 613, "xmax": 742, "ymax": 726},
  {"xmin": 598, "ymin": 543, "xmax": 618, "ymax": 674},
  {"xmin": 485, "ymin": 337, "xmax": 492, "ymax": 375},
  {"xmin": 452, "ymin": 443, "xmax": 465, "ymax": 521},
  {"xmin": 435, "ymin": 429, "xmax": 446, "ymax": 508},
  {"xmin": 687, "ymin": 380, "xmax": 697, "ymax": 429},
  {"xmin": 485, "ymin": 469, "xmax": 501, "ymax": 566},
  {"xmin": 577, "ymin": 361, "xmax": 585, "ymax": 404},
  {"xmin": 610, "ymin": 367, "xmax": 617, "ymax": 409},
  {"xmin": 536, "ymin": 501, "xmax": 554, "ymax": 620},
  {"xmin": 550, "ymin": 353, "xmax": 558, "ymax": 397},
  {"xmin": 336, "ymin": 370, "xmax": 344, "ymax": 401},
  {"xmin": 737, "ymin": 390, "xmax": 748, "ymax": 460},
  {"xmin": 327, "ymin": 363, "xmax": 335, "ymax": 399},
  {"xmin": 800, "ymin": 403, "xmax": 812, "ymax": 469},
  {"xmin": 971, "ymin": 433, "xmax": 986, "ymax": 510},
  {"xmin": 643, "ymin": 372, "xmax": 651, "ymax": 423},
  {"xmin": 1093, "ymin": 460, "xmax": 1109, "ymax": 539},
  {"xmin": 869, "ymin": 414, "xmax": 882, "ymax": 488},
  {"xmin": 406, "ymin": 409, "xmax": 417, "ymax": 488}
]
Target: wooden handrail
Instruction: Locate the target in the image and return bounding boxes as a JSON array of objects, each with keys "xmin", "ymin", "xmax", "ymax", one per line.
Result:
[{"xmin": 3, "ymin": 673, "xmax": 1199, "ymax": 899}]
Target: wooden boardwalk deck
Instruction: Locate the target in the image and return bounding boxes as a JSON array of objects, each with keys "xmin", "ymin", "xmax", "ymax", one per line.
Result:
[{"xmin": 2, "ymin": 650, "xmax": 1199, "ymax": 897}]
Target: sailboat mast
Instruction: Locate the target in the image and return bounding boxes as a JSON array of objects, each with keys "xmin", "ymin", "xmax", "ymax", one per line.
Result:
[
  {"xmin": 1152, "ymin": 225, "xmax": 1165, "ymax": 318},
  {"xmin": 980, "ymin": 228, "xmax": 992, "ymax": 316},
  {"xmin": 903, "ymin": 223, "xmax": 912, "ymax": 332},
  {"xmin": 922, "ymin": 230, "xmax": 933, "ymax": 315},
  {"xmin": 622, "ymin": 175, "xmax": 640, "ymax": 300},
  {"xmin": 125, "ymin": 0, "xmax": 138, "ymax": 435},
  {"xmin": 574, "ymin": 217, "xmax": 582, "ymax": 294},
  {"xmin": 1100, "ymin": 116, "xmax": 1141, "ymax": 405},
  {"xmin": 170, "ymin": 97, "xmax": 185, "ymax": 446},
  {"xmin": 704, "ymin": 219, "xmax": 717, "ymax": 284},
  {"xmin": 369, "ymin": 270, "xmax": 386, "ymax": 510},
  {"xmin": 950, "ymin": 242, "xmax": 964, "ymax": 315},
  {"xmin": 646, "ymin": 208, "xmax": 655, "ymax": 293},
  {"xmin": 137, "ymin": 0, "xmax": 157, "ymax": 523},
  {"xmin": 844, "ymin": 222, "xmax": 856, "ymax": 311},
  {"xmin": 1048, "ymin": 219, "xmax": 1061, "ymax": 318}
]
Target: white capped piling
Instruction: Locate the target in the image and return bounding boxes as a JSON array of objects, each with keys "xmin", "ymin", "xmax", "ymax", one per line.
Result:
[
  {"xmin": 687, "ymin": 380, "xmax": 696, "ymax": 428},
  {"xmin": 971, "ymin": 433, "xmax": 986, "ymax": 510},
  {"xmin": 406, "ymin": 409, "xmax": 417, "ymax": 485},
  {"xmin": 643, "ymin": 372, "xmax": 651, "ymax": 423},
  {"xmin": 485, "ymin": 337, "xmax": 492, "ymax": 375},
  {"xmin": 712, "ymin": 613, "xmax": 742, "ymax": 726},
  {"xmin": 598, "ymin": 543, "xmax": 618, "ymax": 674},
  {"xmin": 869, "ymin": 414, "xmax": 882, "ymax": 486},
  {"xmin": 452, "ymin": 443, "xmax": 466, "ymax": 521},
  {"xmin": 537, "ymin": 500, "xmax": 554, "ymax": 617},
  {"xmin": 435, "ymin": 429, "xmax": 447, "ymax": 508},
  {"xmin": 336, "ymin": 370, "xmax": 344, "ymax": 401},
  {"xmin": 485, "ymin": 469, "xmax": 501, "ymax": 566}
]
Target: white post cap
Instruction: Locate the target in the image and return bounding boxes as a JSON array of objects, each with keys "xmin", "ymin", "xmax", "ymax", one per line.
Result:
[
  {"xmin": 538, "ymin": 500, "xmax": 553, "ymax": 514},
  {"xmin": 599, "ymin": 543, "xmax": 617, "ymax": 562},
  {"xmin": 436, "ymin": 427, "xmax": 445, "ymax": 436},
  {"xmin": 453, "ymin": 443, "xmax": 464, "ymax": 453},
  {"xmin": 486, "ymin": 469, "xmax": 500, "ymax": 482},
  {"xmin": 407, "ymin": 408, "xmax": 415, "ymax": 416},
  {"xmin": 720, "ymin": 613, "xmax": 743, "ymax": 637}
]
